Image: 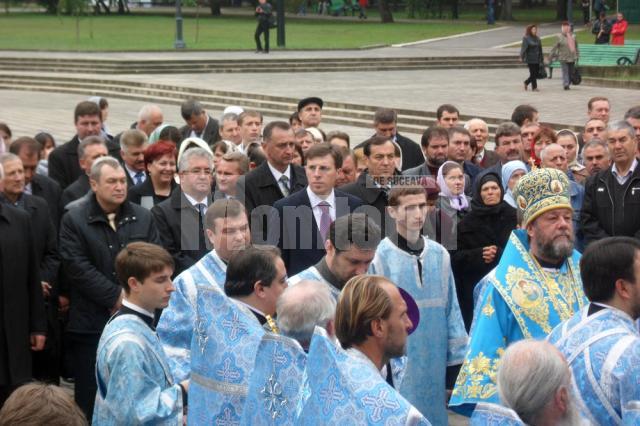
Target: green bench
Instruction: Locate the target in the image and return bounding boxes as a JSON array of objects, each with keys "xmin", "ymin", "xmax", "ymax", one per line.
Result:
[{"xmin": 548, "ymin": 43, "xmax": 639, "ymax": 77}]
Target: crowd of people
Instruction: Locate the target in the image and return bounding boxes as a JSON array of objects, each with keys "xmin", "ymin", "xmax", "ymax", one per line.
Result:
[{"xmin": 0, "ymin": 93, "xmax": 639, "ymax": 424}]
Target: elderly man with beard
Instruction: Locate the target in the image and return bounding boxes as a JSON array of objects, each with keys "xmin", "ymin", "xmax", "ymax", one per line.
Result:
[
  {"xmin": 472, "ymin": 340, "xmax": 582, "ymax": 426},
  {"xmin": 450, "ymin": 168, "xmax": 587, "ymax": 417}
]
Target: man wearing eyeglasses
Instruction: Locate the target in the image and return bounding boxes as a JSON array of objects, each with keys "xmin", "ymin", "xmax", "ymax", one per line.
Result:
[{"xmin": 152, "ymin": 147, "xmax": 214, "ymax": 276}]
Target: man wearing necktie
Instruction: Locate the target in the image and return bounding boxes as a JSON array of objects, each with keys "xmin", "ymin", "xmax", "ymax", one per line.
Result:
[
  {"xmin": 269, "ymin": 143, "xmax": 363, "ymax": 275},
  {"xmin": 119, "ymin": 129, "xmax": 148, "ymax": 189}
]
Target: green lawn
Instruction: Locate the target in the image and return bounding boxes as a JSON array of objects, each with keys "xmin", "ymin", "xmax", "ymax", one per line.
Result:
[
  {"xmin": 541, "ymin": 24, "xmax": 640, "ymax": 46},
  {"xmin": 0, "ymin": 13, "xmax": 489, "ymax": 50}
]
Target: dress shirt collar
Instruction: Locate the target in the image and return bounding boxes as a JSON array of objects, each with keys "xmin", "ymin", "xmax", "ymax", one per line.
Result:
[
  {"xmin": 306, "ymin": 186, "xmax": 335, "ymax": 207},
  {"xmin": 612, "ymin": 158, "xmax": 638, "ymax": 185},
  {"xmin": 122, "ymin": 299, "xmax": 155, "ymax": 320},
  {"xmin": 267, "ymin": 162, "xmax": 291, "ymax": 184},
  {"xmin": 183, "ymin": 191, "xmax": 208, "ymax": 207}
]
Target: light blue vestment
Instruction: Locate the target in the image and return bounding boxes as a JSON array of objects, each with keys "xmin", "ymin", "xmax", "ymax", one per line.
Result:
[
  {"xmin": 289, "ymin": 266, "xmax": 340, "ymax": 299},
  {"xmin": 188, "ymin": 285, "xmax": 264, "ymax": 425},
  {"xmin": 297, "ymin": 330, "xmax": 431, "ymax": 425},
  {"xmin": 450, "ymin": 229, "xmax": 587, "ymax": 416},
  {"xmin": 624, "ymin": 401, "xmax": 640, "ymax": 426},
  {"xmin": 93, "ymin": 314, "xmax": 183, "ymax": 425},
  {"xmin": 157, "ymin": 250, "xmax": 227, "ymax": 382},
  {"xmin": 548, "ymin": 305, "xmax": 640, "ymax": 425},
  {"xmin": 241, "ymin": 332, "xmax": 307, "ymax": 425},
  {"xmin": 470, "ymin": 403, "xmax": 524, "ymax": 425},
  {"xmin": 370, "ymin": 236, "xmax": 468, "ymax": 426}
]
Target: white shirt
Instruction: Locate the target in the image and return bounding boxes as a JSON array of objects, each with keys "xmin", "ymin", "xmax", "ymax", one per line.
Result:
[
  {"xmin": 268, "ymin": 162, "xmax": 292, "ymax": 195},
  {"xmin": 124, "ymin": 164, "xmax": 146, "ymax": 184},
  {"xmin": 307, "ymin": 186, "xmax": 336, "ymax": 226},
  {"xmin": 612, "ymin": 158, "xmax": 638, "ymax": 186},
  {"xmin": 183, "ymin": 192, "xmax": 208, "ymax": 207},
  {"xmin": 122, "ymin": 299, "xmax": 155, "ymax": 320}
]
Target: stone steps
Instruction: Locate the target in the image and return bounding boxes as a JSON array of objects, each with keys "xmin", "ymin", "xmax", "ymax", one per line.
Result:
[
  {"xmin": 0, "ymin": 56, "xmax": 522, "ymax": 74},
  {"xmin": 0, "ymin": 74, "xmax": 583, "ymax": 136}
]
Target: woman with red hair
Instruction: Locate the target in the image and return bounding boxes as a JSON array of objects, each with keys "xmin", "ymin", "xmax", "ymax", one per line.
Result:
[
  {"xmin": 128, "ymin": 140, "xmax": 177, "ymax": 208},
  {"xmin": 530, "ymin": 126, "xmax": 557, "ymax": 168}
]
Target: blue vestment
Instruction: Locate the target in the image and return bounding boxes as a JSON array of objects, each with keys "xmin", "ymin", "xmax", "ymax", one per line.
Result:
[
  {"xmin": 370, "ymin": 236, "xmax": 468, "ymax": 425},
  {"xmin": 188, "ymin": 285, "xmax": 264, "ymax": 425},
  {"xmin": 298, "ymin": 330, "xmax": 431, "ymax": 425},
  {"xmin": 241, "ymin": 332, "xmax": 307, "ymax": 425},
  {"xmin": 93, "ymin": 314, "xmax": 183, "ymax": 425},
  {"xmin": 450, "ymin": 229, "xmax": 587, "ymax": 416},
  {"xmin": 548, "ymin": 305, "xmax": 640, "ymax": 425},
  {"xmin": 289, "ymin": 266, "xmax": 340, "ymax": 299},
  {"xmin": 470, "ymin": 403, "xmax": 524, "ymax": 425},
  {"xmin": 157, "ymin": 250, "xmax": 227, "ymax": 382}
]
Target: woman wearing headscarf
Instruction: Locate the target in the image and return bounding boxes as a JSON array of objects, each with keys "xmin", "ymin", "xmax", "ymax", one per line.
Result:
[
  {"xmin": 452, "ymin": 172, "xmax": 518, "ymax": 330},
  {"xmin": 436, "ymin": 161, "xmax": 471, "ymax": 220},
  {"xmin": 501, "ymin": 160, "xmax": 528, "ymax": 209}
]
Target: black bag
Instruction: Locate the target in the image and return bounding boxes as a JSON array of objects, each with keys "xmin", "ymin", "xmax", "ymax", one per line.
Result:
[
  {"xmin": 571, "ymin": 67, "xmax": 582, "ymax": 85},
  {"xmin": 537, "ymin": 65, "xmax": 548, "ymax": 79}
]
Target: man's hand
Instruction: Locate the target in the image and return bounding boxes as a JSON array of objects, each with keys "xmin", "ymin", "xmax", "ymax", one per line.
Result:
[
  {"xmin": 30, "ymin": 334, "xmax": 46, "ymax": 351},
  {"xmin": 41, "ymin": 282, "xmax": 52, "ymax": 298},
  {"xmin": 58, "ymin": 295, "xmax": 70, "ymax": 314},
  {"xmin": 482, "ymin": 245, "xmax": 498, "ymax": 264}
]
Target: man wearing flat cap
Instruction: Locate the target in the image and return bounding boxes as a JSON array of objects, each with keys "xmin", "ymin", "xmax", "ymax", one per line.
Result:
[
  {"xmin": 449, "ymin": 168, "xmax": 587, "ymax": 417},
  {"xmin": 298, "ymin": 97, "xmax": 323, "ymax": 128}
]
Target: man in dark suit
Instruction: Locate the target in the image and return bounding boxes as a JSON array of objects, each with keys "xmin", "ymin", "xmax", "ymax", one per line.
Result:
[
  {"xmin": 368, "ymin": 108, "xmax": 424, "ymax": 171},
  {"xmin": 340, "ymin": 136, "xmax": 398, "ymax": 236},
  {"xmin": 0, "ymin": 162, "xmax": 47, "ymax": 405},
  {"xmin": 119, "ymin": 129, "xmax": 148, "ymax": 189},
  {"xmin": 60, "ymin": 136, "xmax": 108, "ymax": 209},
  {"xmin": 213, "ymin": 151, "xmax": 249, "ymax": 201},
  {"xmin": 447, "ymin": 127, "xmax": 481, "ymax": 192},
  {"xmin": 238, "ymin": 121, "xmax": 307, "ymax": 242},
  {"xmin": 0, "ymin": 153, "xmax": 60, "ymax": 385},
  {"xmin": 466, "ymin": 118, "xmax": 500, "ymax": 169},
  {"xmin": 269, "ymin": 144, "xmax": 363, "ymax": 275},
  {"xmin": 9, "ymin": 137, "xmax": 63, "ymax": 227},
  {"xmin": 152, "ymin": 147, "xmax": 214, "ymax": 276},
  {"xmin": 403, "ymin": 126, "xmax": 450, "ymax": 179},
  {"xmin": 48, "ymin": 101, "xmax": 121, "ymax": 189},
  {"xmin": 179, "ymin": 99, "xmax": 220, "ymax": 147}
]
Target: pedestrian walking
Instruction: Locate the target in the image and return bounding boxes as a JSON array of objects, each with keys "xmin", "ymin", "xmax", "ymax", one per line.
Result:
[
  {"xmin": 550, "ymin": 21, "xmax": 579, "ymax": 90},
  {"xmin": 521, "ymin": 24, "xmax": 544, "ymax": 92},
  {"xmin": 254, "ymin": 0, "xmax": 272, "ymax": 54}
]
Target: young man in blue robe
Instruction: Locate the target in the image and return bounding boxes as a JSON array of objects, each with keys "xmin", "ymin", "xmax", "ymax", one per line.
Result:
[
  {"xmin": 289, "ymin": 213, "xmax": 381, "ymax": 299},
  {"xmin": 450, "ymin": 168, "xmax": 587, "ymax": 416},
  {"xmin": 93, "ymin": 242, "xmax": 187, "ymax": 425},
  {"xmin": 157, "ymin": 199, "xmax": 250, "ymax": 382},
  {"xmin": 548, "ymin": 236, "xmax": 640, "ymax": 424},
  {"xmin": 370, "ymin": 186, "xmax": 468, "ymax": 425}
]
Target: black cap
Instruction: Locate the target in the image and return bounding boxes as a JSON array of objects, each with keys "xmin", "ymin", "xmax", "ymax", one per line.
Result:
[{"xmin": 297, "ymin": 97, "xmax": 324, "ymax": 112}]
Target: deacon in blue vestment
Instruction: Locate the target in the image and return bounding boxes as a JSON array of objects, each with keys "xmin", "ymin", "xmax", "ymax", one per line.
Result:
[
  {"xmin": 289, "ymin": 213, "xmax": 382, "ymax": 299},
  {"xmin": 370, "ymin": 186, "xmax": 468, "ymax": 426},
  {"xmin": 451, "ymin": 168, "xmax": 587, "ymax": 416},
  {"xmin": 299, "ymin": 275, "xmax": 431, "ymax": 425},
  {"xmin": 157, "ymin": 198, "xmax": 250, "ymax": 381},
  {"xmin": 188, "ymin": 246, "xmax": 288, "ymax": 425},
  {"xmin": 93, "ymin": 243, "xmax": 186, "ymax": 425},
  {"xmin": 548, "ymin": 237, "xmax": 640, "ymax": 425}
]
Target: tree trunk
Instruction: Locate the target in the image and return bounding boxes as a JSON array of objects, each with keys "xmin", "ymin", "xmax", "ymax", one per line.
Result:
[
  {"xmin": 210, "ymin": 0, "xmax": 221, "ymax": 15},
  {"xmin": 500, "ymin": 0, "xmax": 512, "ymax": 20},
  {"xmin": 450, "ymin": 0, "xmax": 458, "ymax": 18},
  {"xmin": 378, "ymin": 0, "xmax": 394, "ymax": 22},
  {"xmin": 556, "ymin": 0, "xmax": 567, "ymax": 20}
]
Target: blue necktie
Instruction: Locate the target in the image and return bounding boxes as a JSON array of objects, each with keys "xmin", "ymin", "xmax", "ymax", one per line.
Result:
[{"xmin": 134, "ymin": 171, "xmax": 145, "ymax": 185}]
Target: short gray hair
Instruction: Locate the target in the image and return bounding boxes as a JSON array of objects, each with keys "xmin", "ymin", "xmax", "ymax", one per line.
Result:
[
  {"xmin": 276, "ymin": 280, "xmax": 336, "ymax": 348},
  {"xmin": 78, "ymin": 136, "xmax": 107, "ymax": 159},
  {"xmin": 90, "ymin": 156, "xmax": 122, "ymax": 182},
  {"xmin": 539, "ymin": 143, "xmax": 564, "ymax": 163},
  {"xmin": 120, "ymin": 129, "xmax": 148, "ymax": 152},
  {"xmin": 138, "ymin": 104, "xmax": 162, "ymax": 122},
  {"xmin": 464, "ymin": 118, "xmax": 488, "ymax": 131},
  {"xmin": 583, "ymin": 138, "xmax": 609, "ymax": 154},
  {"xmin": 180, "ymin": 99, "xmax": 204, "ymax": 121},
  {"xmin": 220, "ymin": 112, "xmax": 239, "ymax": 124},
  {"xmin": 498, "ymin": 339, "xmax": 571, "ymax": 425},
  {"xmin": 178, "ymin": 147, "xmax": 213, "ymax": 172},
  {"xmin": 607, "ymin": 120, "xmax": 635, "ymax": 140},
  {"xmin": 0, "ymin": 152, "xmax": 20, "ymax": 168}
]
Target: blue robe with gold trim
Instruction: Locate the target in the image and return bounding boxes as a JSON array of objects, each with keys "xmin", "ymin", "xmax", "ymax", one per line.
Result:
[
  {"xmin": 157, "ymin": 250, "xmax": 227, "ymax": 382},
  {"xmin": 93, "ymin": 314, "xmax": 183, "ymax": 425},
  {"xmin": 548, "ymin": 306, "xmax": 640, "ymax": 425},
  {"xmin": 450, "ymin": 229, "xmax": 586, "ymax": 416},
  {"xmin": 370, "ymin": 236, "xmax": 468, "ymax": 426}
]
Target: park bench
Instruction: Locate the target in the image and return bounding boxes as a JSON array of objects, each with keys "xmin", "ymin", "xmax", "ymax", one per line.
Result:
[{"xmin": 548, "ymin": 43, "xmax": 640, "ymax": 77}]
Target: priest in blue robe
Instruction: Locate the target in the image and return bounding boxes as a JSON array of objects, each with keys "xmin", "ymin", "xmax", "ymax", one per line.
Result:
[
  {"xmin": 370, "ymin": 186, "xmax": 468, "ymax": 425},
  {"xmin": 548, "ymin": 236, "xmax": 640, "ymax": 425},
  {"xmin": 157, "ymin": 199, "xmax": 250, "ymax": 381},
  {"xmin": 450, "ymin": 168, "xmax": 587, "ymax": 416},
  {"xmin": 93, "ymin": 243, "xmax": 186, "ymax": 425}
]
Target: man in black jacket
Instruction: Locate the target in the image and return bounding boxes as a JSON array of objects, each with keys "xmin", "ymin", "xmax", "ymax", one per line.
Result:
[
  {"xmin": 581, "ymin": 121, "xmax": 640, "ymax": 246},
  {"xmin": 152, "ymin": 147, "xmax": 213, "ymax": 276},
  {"xmin": 60, "ymin": 136, "xmax": 108, "ymax": 209},
  {"xmin": 48, "ymin": 101, "xmax": 121, "ymax": 189},
  {"xmin": 371, "ymin": 108, "xmax": 424, "ymax": 171},
  {"xmin": 0, "ymin": 162, "xmax": 47, "ymax": 405},
  {"xmin": 238, "ymin": 121, "xmax": 307, "ymax": 242},
  {"xmin": 10, "ymin": 137, "xmax": 63, "ymax": 228},
  {"xmin": 179, "ymin": 99, "xmax": 220, "ymax": 147},
  {"xmin": 59, "ymin": 156, "xmax": 159, "ymax": 419}
]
